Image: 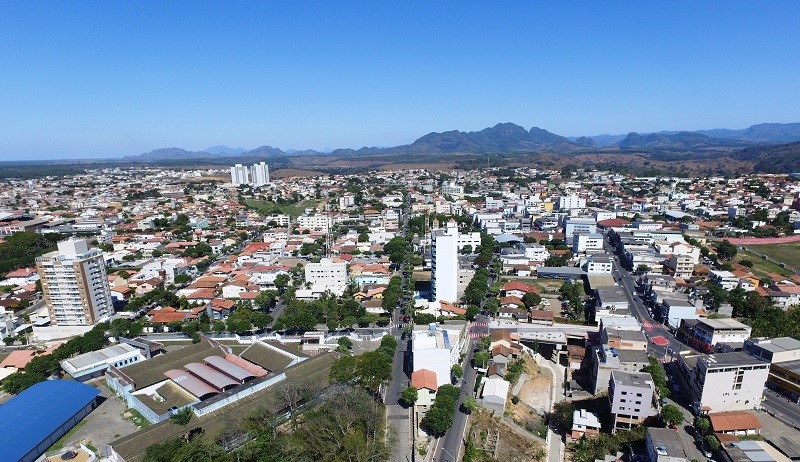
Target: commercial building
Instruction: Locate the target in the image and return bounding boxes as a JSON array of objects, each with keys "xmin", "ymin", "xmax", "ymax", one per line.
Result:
[
  {"xmin": 586, "ymin": 254, "xmax": 613, "ymax": 274},
  {"xmin": 595, "ymin": 286, "xmax": 631, "ymax": 320},
  {"xmin": 36, "ymin": 238, "xmax": 114, "ymax": 326},
  {"xmin": 685, "ymin": 351, "xmax": 769, "ymax": 413},
  {"xmin": 61, "ymin": 343, "xmax": 146, "ymax": 382},
  {"xmin": 564, "ymin": 218, "xmax": 597, "ymax": 240},
  {"xmin": 744, "ymin": 337, "xmax": 800, "ymax": 364},
  {"xmin": 411, "ymin": 322, "xmax": 467, "ymax": 407},
  {"xmin": 665, "ymin": 254, "xmax": 694, "ymax": 279},
  {"xmin": 609, "ymin": 371, "xmax": 656, "ymax": 431},
  {"xmin": 688, "ymin": 318, "xmax": 752, "ymax": 353},
  {"xmin": 0, "ymin": 380, "xmax": 100, "ymax": 462}
]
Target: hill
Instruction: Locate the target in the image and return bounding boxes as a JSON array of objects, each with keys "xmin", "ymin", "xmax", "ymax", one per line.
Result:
[{"xmin": 732, "ymin": 142, "xmax": 800, "ymax": 173}]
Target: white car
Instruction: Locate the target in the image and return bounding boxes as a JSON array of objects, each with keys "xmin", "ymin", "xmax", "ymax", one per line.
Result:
[{"xmin": 541, "ymin": 299, "xmax": 550, "ymax": 306}]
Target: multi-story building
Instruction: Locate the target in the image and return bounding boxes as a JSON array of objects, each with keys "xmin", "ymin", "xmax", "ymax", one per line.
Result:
[
  {"xmin": 709, "ymin": 270, "xmax": 740, "ymax": 291},
  {"xmin": 36, "ymin": 238, "xmax": 114, "ymax": 326},
  {"xmin": 441, "ymin": 181, "xmax": 464, "ymax": 198},
  {"xmin": 573, "ymin": 233, "xmax": 604, "ymax": 254},
  {"xmin": 251, "ymin": 162, "xmax": 270, "ymax": 187},
  {"xmin": 559, "ymin": 195, "xmax": 586, "ymax": 210},
  {"xmin": 431, "ymin": 225, "xmax": 458, "ymax": 303},
  {"xmin": 744, "ymin": 337, "xmax": 800, "ymax": 402},
  {"xmin": 304, "ymin": 258, "xmax": 348, "ymax": 289},
  {"xmin": 609, "ymin": 371, "xmax": 656, "ymax": 431},
  {"xmin": 665, "ymin": 254, "xmax": 694, "ymax": 279},
  {"xmin": 564, "ymin": 218, "xmax": 597, "ymax": 240},
  {"xmin": 685, "ymin": 351, "xmax": 769, "ymax": 413},
  {"xmin": 230, "ymin": 164, "xmax": 249, "ymax": 186},
  {"xmin": 688, "ymin": 318, "xmax": 752, "ymax": 353},
  {"xmin": 586, "ymin": 254, "xmax": 613, "ymax": 274},
  {"xmin": 646, "ymin": 428, "xmax": 689, "ymax": 462},
  {"xmin": 296, "ymin": 214, "xmax": 332, "ymax": 233}
]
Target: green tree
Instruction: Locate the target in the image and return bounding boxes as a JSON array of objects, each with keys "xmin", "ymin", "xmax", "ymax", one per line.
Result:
[
  {"xmin": 254, "ymin": 290, "xmax": 277, "ymax": 310},
  {"xmin": 463, "ymin": 396, "xmax": 477, "ymax": 413},
  {"xmin": 174, "ymin": 273, "xmax": 192, "ymax": 284},
  {"xmin": 705, "ymin": 434, "xmax": 720, "ymax": 451},
  {"xmin": 170, "ymin": 406, "xmax": 193, "ymax": 427},
  {"xmin": 695, "ymin": 416, "xmax": 710, "ymax": 435},
  {"xmin": 661, "ymin": 404, "xmax": 684, "ymax": 427},
  {"xmin": 337, "ymin": 336, "xmax": 353, "ymax": 350},
  {"xmin": 522, "ymin": 292, "xmax": 542, "ymax": 308},
  {"xmin": 274, "ymin": 273, "xmax": 290, "ymax": 292},
  {"xmin": 401, "ymin": 386, "xmax": 419, "ymax": 406},
  {"xmin": 451, "ymin": 364, "xmax": 464, "ymax": 379},
  {"xmin": 716, "ymin": 240, "xmax": 738, "ymax": 260},
  {"xmin": 473, "ymin": 351, "xmax": 490, "ymax": 368},
  {"xmin": 550, "ymin": 401, "xmax": 575, "ymax": 433},
  {"xmin": 478, "ymin": 335, "xmax": 491, "ymax": 351}
]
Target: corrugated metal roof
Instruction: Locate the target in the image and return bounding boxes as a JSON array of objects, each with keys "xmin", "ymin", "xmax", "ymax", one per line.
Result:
[
  {"xmin": 164, "ymin": 369, "xmax": 219, "ymax": 398},
  {"xmin": 224, "ymin": 354, "xmax": 268, "ymax": 377},
  {"xmin": 0, "ymin": 380, "xmax": 99, "ymax": 462},
  {"xmin": 184, "ymin": 362, "xmax": 238, "ymax": 390},
  {"xmin": 204, "ymin": 356, "xmax": 254, "ymax": 382}
]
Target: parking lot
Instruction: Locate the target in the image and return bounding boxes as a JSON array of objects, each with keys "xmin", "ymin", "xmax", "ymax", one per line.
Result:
[{"xmin": 60, "ymin": 380, "xmax": 141, "ymax": 450}]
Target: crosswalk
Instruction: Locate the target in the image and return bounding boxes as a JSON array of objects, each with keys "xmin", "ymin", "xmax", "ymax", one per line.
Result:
[
  {"xmin": 468, "ymin": 322, "xmax": 489, "ymax": 339},
  {"xmin": 642, "ymin": 321, "xmax": 661, "ymax": 331}
]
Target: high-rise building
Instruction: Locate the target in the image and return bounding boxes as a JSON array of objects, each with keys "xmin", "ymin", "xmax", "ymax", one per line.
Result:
[
  {"xmin": 36, "ymin": 238, "xmax": 114, "ymax": 326},
  {"xmin": 431, "ymin": 221, "xmax": 458, "ymax": 303},
  {"xmin": 230, "ymin": 164, "xmax": 249, "ymax": 186},
  {"xmin": 251, "ymin": 162, "xmax": 270, "ymax": 187}
]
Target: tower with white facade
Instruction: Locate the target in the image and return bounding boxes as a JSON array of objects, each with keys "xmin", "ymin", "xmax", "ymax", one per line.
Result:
[
  {"xmin": 251, "ymin": 161, "xmax": 270, "ymax": 187},
  {"xmin": 431, "ymin": 223, "xmax": 458, "ymax": 303},
  {"xmin": 36, "ymin": 238, "xmax": 114, "ymax": 326},
  {"xmin": 230, "ymin": 164, "xmax": 249, "ymax": 186}
]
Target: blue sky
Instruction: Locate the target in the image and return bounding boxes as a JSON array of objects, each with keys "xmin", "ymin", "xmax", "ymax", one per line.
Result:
[{"xmin": 1, "ymin": 2, "xmax": 799, "ymax": 159}]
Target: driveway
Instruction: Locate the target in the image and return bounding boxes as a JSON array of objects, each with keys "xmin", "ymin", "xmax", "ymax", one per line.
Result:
[{"xmin": 64, "ymin": 380, "xmax": 140, "ymax": 449}]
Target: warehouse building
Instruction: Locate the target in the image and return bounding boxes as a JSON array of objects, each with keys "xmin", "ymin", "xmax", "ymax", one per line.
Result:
[{"xmin": 0, "ymin": 380, "xmax": 100, "ymax": 462}]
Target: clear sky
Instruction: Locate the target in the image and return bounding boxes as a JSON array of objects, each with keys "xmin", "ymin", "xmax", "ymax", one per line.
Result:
[{"xmin": 1, "ymin": 2, "xmax": 799, "ymax": 160}]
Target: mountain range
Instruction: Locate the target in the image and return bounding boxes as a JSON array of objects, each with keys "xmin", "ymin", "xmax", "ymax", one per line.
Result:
[{"xmin": 125, "ymin": 122, "xmax": 800, "ymax": 161}]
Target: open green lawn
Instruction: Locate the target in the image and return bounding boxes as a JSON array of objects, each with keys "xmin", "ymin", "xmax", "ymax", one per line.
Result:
[
  {"xmin": 737, "ymin": 248, "xmax": 794, "ymax": 279},
  {"xmin": 744, "ymin": 243, "xmax": 800, "ymax": 272},
  {"xmin": 244, "ymin": 199, "xmax": 320, "ymax": 219}
]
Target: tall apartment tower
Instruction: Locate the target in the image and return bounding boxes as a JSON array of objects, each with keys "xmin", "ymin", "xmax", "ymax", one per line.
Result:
[
  {"xmin": 431, "ymin": 220, "xmax": 458, "ymax": 303},
  {"xmin": 230, "ymin": 164, "xmax": 249, "ymax": 186},
  {"xmin": 36, "ymin": 238, "xmax": 114, "ymax": 326},
  {"xmin": 251, "ymin": 161, "xmax": 270, "ymax": 187}
]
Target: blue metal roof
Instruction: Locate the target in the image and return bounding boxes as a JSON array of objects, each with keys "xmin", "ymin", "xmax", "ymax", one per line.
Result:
[{"xmin": 0, "ymin": 380, "xmax": 100, "ymax": 461}]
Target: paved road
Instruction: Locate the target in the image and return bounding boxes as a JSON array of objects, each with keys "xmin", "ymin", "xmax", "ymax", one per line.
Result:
[
  {"xmin": 433, "ymin": 339, "xmax": 477, "ymax": 462},
  {"xmin": 386, "ymin": 332, "xmax": 412, "ymax": 462},
  {"xmin": 605, "ymin": 238, "xmax": 687, "ymax": 359},
  {"xmin": 762, "ymin": 388, "xmax": 800, "ymax": 428}
]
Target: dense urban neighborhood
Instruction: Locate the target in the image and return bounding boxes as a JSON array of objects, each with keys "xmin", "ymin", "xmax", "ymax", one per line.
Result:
[{"xmin": 1, "ymin": 164, "xmax": 800, "ymax": 462}]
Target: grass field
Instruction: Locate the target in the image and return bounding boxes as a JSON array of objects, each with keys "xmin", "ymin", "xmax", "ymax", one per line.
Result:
[
  {"xmin": 737, "ymin": 248, "xmax": 794, "ymax": 279},
  {"xmin": 744, "ymin": 243, "xmax": 800, "ymax": 272},
  {"xmin": 244, "ymin": 199, "xmax": 320, "ymax": 219}
]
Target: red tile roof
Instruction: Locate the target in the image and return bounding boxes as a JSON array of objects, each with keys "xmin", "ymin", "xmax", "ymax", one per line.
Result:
[{"xmin": 411, "ymin": 369, "xmax": 438, "ymax": 391}]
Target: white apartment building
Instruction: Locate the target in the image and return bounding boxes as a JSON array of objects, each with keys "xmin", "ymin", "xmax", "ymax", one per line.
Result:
[
  {"xmin": 36, "ymin": 238, "xmax": 114, "ymax": 326},
  {"xmin": 456, "ymin": 231, "xmax": 481, "ymax": 252},
  {"xmin": 666, "ymin": 254, "xmax": 694, "ymax": 279},
  {"xmin": 573, "ymin": 233, "xmax": 604, "ymax": 253},
  {"xmin": 296, "ymin": 214, "xmax": 333, "ymax": 233},
  {"xmin": 304, "ymin": 258, "xmax": 348, "ymax": 288},
  {"xmin": 431, "ymin": 225, "xmax": 458, "ymax": 303},
  {"xmin": 230, "ymin": 164, "xmax": 249, "ymax": 186},
  {"xmin": 559, "ymin": 195, "xmax": 586, "ymax": 210},
  {"xmin": 251, "ymin": 162, "xmax": 270, "ymax": 187},
  {"xmin": 709, "ymin": 270, "xmax": 740, "ymax": 290},
  {"xmin": 687, "ymin": 351, "xmax": 769, "ymax": 413},
  {"xmin": 441, "ymin": 181, "xmax": 464, "ymax": 198},
  {"xmin": 338, "ymin": 195, "xmax": 356, "ymax": 209},
  {"xmin": 609, "ymin": 371, "xmax": 656, "ymax": 431}
]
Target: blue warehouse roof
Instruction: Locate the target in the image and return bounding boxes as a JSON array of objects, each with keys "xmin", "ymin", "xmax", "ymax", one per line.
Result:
[{"xmin": 0, "ymin": 380, "xmax": 100, "ymax": 462}]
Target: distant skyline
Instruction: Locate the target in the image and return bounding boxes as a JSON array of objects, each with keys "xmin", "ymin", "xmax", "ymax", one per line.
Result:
[{"xmin": 1, "ymin": 2, "xmax": 799, "ymax": 160}]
